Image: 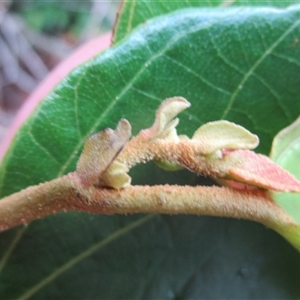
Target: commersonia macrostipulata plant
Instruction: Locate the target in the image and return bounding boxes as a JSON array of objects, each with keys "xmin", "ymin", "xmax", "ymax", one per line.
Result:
[
  {"xmin": 1, "ymin": 2, "xmax": 300, "ymax": 299},
  {"xmin": 1, "ymin": 97, "xmax": 300, "ymax": 245}
]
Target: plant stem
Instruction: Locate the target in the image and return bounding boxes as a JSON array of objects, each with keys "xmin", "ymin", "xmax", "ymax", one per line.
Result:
[
  {"xmin": 118, "ymin": 137, "xmax": 238, "ymax": 179},
  {"xmin": 0, "ymin": 176, "xmax": 73, "ymax": 231},
  {"xmin": 0, "ymin": 172, "xmax": 294, "ymax": 234}
]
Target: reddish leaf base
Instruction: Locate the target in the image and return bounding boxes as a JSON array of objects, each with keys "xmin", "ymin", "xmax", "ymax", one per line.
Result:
[{"xmin": 225, "ymin": 150, "xmax": 300, "ymax": 193}]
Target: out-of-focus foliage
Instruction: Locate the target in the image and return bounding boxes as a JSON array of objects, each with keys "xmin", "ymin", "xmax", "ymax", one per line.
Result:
[
  {"xmin": 10, "ymin": 0, "xmax": 119, "ymax": 36},
  {"xmin": 0, "ymin": 0, "xmax": 119, "ymax": 143},
  {"xmin": 11, "ymin": 0, "xmax": 90, "ymax": 35}
]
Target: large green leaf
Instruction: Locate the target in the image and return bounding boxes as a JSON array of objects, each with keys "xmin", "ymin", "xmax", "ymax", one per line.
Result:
[
  {"xmin": 113, "ymin": 0, "xmax": 300, "ymax": 43},
  {"xmin": 1, "ymin": 6, "xmax": 300, "ymax": 298},
  {"xmin": 270, "ymin": 117, "xmax": 300, "ymax": 223}
]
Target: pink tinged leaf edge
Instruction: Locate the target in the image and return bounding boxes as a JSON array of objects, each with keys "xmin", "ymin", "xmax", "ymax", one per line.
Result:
[
  {"xmin": 0, "ymin": 32, "xmax": 112, "ymax": 162},
  {"xmin": 225, "ymin": 150, "xmax": 300, "ymax": 193}
]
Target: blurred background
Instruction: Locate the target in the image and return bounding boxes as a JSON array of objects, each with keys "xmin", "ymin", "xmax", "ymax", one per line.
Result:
[{"xmin": 0, "ymin": 0, "xmax": 120, "ymax": 142}]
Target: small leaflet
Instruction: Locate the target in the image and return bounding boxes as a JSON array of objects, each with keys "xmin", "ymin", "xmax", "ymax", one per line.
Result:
[
  {"xmin": 192, "ymin": 120, "xmax": 259, "ymax": 155},
  {"xmin": 76, "ymin": 119, "xmax": 131, "ymax": 186}
]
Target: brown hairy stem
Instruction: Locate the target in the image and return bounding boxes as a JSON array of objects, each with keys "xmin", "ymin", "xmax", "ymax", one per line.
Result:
[
  {"xmin": 0, "ymin": 176, "xmax": 74, "ymax": 231},
  {"xmin": 118, "ymin": 137, "xmax": 233, "ymax": 178},
  {"xmin": 0, "ymin": 172, "xmax": 294, "ymax": 234}
]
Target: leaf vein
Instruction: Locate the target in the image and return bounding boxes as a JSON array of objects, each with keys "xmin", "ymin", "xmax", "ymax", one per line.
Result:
[
  {"xmin": 0, "ymin": 227, "xmax": 26, "ymax": 275},
  {"xmin": 253, "ymin": 72, "xmax": 293, "ymax": 122},
  {"xmin": 16, "ymin": 215, "xmax": 154, "ymax": 300},
  {"xmin": 131, "ymin": 87, "xmax": 162, "ymax": 101},
  {"xmin": 126, "ymin": 0, "xmax": 137, "ymax": 36},
  {"xmin": 221, "ymin": 18, "xmax": 300, "ymax": 119},
  {"xmin": 73, "ymin": 70, "xmax": 87, "ymax": 138},
  {"xmin": 208, "ymin": 29, "xmax": 245, "ymax": 75},
  {"xmin": 163, "ymin": 54, "xmax": 231, "ymax": 96},
  {"xmin": 28, "ymin": 132, "xmax": 61, "ymax": 165},
  {"xmin": 272, "ymin": 52, "xmax": 300, "ymax": 68}
]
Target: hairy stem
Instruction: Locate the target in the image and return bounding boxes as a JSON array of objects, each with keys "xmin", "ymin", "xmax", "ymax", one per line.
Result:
[
  {"xmin": 0, "ymin": 176, "xmax": 74, "ymax": 231},
  {"xmin": 0, "ymin": 172, "xmax": 294, "ymax": 235},
  {"xmin": 118, "ymin": 137, "xmax": 236, "ymax": 178}
]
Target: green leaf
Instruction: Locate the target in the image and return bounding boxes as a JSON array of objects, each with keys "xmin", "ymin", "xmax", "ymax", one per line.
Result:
[
  {"xmin": 270, "ymin": 117, "xmax": 300, "ymax": 223},
  {"xmin": 113, "ymin": 0, "xmax": 300, "ymax": 43},
  {"xmin": 1, "ymin": 6, "xmax": 300, "ymax": 298}
]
